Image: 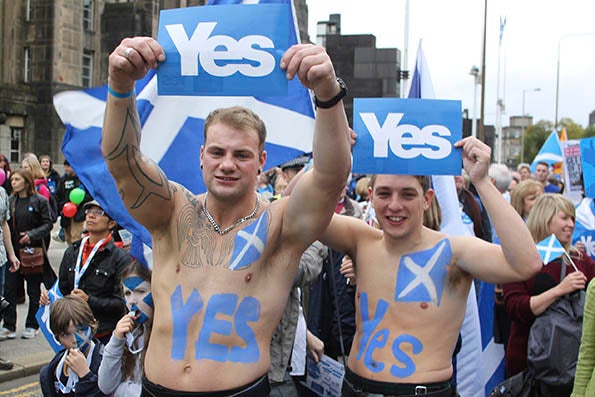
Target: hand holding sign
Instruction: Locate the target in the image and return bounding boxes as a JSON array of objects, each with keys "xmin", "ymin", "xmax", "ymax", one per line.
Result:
[
  {"xmin": 108, "ymin": 37, "xmax": 165, "ymax": 93},
  {"xmin": 455, "ymin": 137, "xmax": 492, "ymax": 186},
  {"xmin": 281, "ymin": 44, "xmax": 340, "ymax": 102}
]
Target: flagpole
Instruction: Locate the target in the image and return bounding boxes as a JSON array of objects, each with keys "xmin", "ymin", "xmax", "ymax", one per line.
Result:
[{"xmin": 563, "ymin": 250, "xmax": 579, "ymax": 273}]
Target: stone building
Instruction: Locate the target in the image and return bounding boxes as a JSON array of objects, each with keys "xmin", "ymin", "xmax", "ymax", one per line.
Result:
[{"xmin": 0, "ymin": 0, "xmax": 309, "ymax": 165}]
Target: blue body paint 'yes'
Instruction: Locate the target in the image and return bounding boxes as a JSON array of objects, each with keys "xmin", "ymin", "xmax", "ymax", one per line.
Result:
[
  {"xmin": 395, "ymin": 239, "xmax": 452, "ymax": 306},
  {"xmin": 356, "ymin": 292, "xmax": 389, "ymax": 363},
  {"xmin": 170, "ymin": 285, "xmax": 204, "ymax": 360},
  {"xmin": 196, "ymin": 294, "xmax": 261, "ymax": 363},
  {"xmin": 229, "ymin": 212, "xmax": 268, "ymax": 271},
  {"xmin": 390, "ymin": 334, "xmax": 423, "ymax": 378}
]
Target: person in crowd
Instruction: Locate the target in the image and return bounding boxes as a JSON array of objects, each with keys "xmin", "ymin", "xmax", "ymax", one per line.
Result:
[
  {"xmin": 317, "ymin": 137, "xmax": 541, "ymax": 396},
  {"xmin": 1, "ymin": 169, "xmax": 54, "ymax": 340},
  {"xmin": 517, "ymin": 163, "xmax": 532, "ymax": 182},
  {"xmin": 102, "ymin": 36, "xmax": 351, "ymax": 395},
  {"xmin": 0, "ymin": 184, "xmax": 18, "ymax": 370},
  {"xmin": 39, "ymin": 294, "xmax": 108, "ymax": 397},
  {"xmin": 509, "ymin": 172, "xmax": 520, "ymax": 192},
  {"xmin": 488, "ymin": 163, "xmax": 513, "ymax": 203},
  {"xmin": 355, "ymin": 176, "xmax": 371, "ymax": 203},
  {"xmin": 548, "ymin": 172, "xmax": 565, "ymax": 193},
  {"xmin": 454, "ymin": 170, "xmax": 491, "ymax": 241},
  {"xmin": 510, "ymin": 179, "xmax": 544, "ymax": 221},
  {"xmin": 572, "ymin": 276, "xmax": 595, "ymax": 397},
  {"xmin": 40, "ymin": 154, "xmax": 62, "ymax": 196},
  {"xmin": 55, "ymin": 160, "xmax": 93, "ymax": 244},
  {"xmin": 21, "ymin": 156, "xmax": 51, "ymax": 201},
  {"xmin": 503, "ymin": 194, "xmax": 595, "ymax": 381},
  {"xmin": 257, "ymin": 171, "xmax": 275, "ymax": 201},
  {"xmin": 0, "ymin": 153, "xmax": 12, "ymax": 195},
  {"xmin": 98, "ymin": 261, "xmax": 152, "ymax": 396},
  {"xmin": 534, "ymin": 161, "xmax": 561, "ymax": 193},
  {"xmin": 41, "ymin": 200, "xmax": 131, "ymax": 345}
]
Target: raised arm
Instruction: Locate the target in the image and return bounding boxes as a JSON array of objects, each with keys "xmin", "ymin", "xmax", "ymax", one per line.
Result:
[
  {"xmin": 102, "ymin": 37, "xmax": 173, "ymax": 233},
  {"xmin": 280, "ymin": 45, "xmax": 351, "ymax": 247},
  {"xmin": 454, "ymin": 137, "xmax": 541, "ymax": 282}
]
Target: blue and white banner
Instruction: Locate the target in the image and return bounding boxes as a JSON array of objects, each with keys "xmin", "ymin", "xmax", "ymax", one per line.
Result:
[
  {"xmin": 408, "ymin": 40, "xmax": 486, "ymax": 397},
  {"xmin": 581, "ymin": 137, "xmax": 595, "ymax": 198},
  {"xmin": 573, "ymin": 198, "xmax": 595, "ymax": 260},
  {"xmin": 35, "ymin": 280, "xmax": 64, "ymax": 353},
  {"xmin": 158, "ymin": 4, "xmax": 289, "ymax": 96},
  {"xmin": 536, "ymin": 234, "xmax": 565, "ymax": 265},
  {"xmin": 53, "ymin": 0, "xmax": 314, "ymax": 267},
  {"xmin": 352, "ymin": 98, "xmax": 462, "ymax": 175}
]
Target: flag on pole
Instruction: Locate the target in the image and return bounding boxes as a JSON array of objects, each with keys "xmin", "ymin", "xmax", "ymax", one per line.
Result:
[
  {"xmin": 531, "ymin": 131, "xmax": 563, "ymax": 172},
  {"xmin": 408, "ymin": 40, "xmax": 488, "ymax": 397},
  {"xmin": 536, "ymin": 234, "xmax": 566, "ymax": 264},
  {"xmin": 53, "ymin": 0, "xmax": 314, "ymax": 266},
  {"xmin": 573, "ymin": 198, "xmax": 595, "ymax": 260},
  {"xmin": 35, "ymin": 280, "xmax": 64, "ymax": 353}
]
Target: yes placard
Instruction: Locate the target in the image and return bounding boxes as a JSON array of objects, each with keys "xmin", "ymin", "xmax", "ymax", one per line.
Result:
[
  {"xmin": 157, "ymin": 4, "xmax": 289, "ymax": 96},
  {"xmin": 353, "ymin": 98, "xmax": 462, "ymax": 175}
]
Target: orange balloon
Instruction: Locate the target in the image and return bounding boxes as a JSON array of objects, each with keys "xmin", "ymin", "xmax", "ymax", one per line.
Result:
[{"xmin": 62, "ymin": 202, "xmax": 77, "ymax": 218}]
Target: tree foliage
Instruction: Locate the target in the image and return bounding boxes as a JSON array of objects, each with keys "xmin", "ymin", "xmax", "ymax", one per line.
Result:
[
  {"xmin": 523, "ymin": 121, "xmax": 552, "ymax": 164},
  {"xmin": 558, "ymin": 118, "xmax": 583, "ymax": 139}
]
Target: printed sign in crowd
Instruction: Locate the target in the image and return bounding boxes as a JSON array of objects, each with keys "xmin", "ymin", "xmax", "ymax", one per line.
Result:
[{"xmin": 352, "ymin": 98, "xmax": 463, "ymax": 176}]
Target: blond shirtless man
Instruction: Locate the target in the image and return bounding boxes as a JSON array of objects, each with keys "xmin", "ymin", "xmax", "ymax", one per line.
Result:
[
  {"xmin": 321, "ymin": 137, "xmax": 542, "ymax": 396},
  {"xmin": 102, "ymin": 37, "xmax": 351, "ymax": 396}
]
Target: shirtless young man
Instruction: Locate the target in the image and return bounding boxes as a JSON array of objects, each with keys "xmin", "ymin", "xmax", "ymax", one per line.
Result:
[
  {"xmin": 102, "ymin": 37, "xmax": 351, "ymax": 395},
  {"xmin": 321, "ymin": 137, "xmax": 542, "ymax": 396}
]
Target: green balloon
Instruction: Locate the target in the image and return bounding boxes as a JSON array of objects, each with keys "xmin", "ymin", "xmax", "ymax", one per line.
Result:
[{"xmin": 69, "ymin": 188, "xmax": 85, "ymax": 205}]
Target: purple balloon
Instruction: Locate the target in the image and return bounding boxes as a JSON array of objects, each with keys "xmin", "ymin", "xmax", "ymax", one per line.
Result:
[{"xmin": 0, "ymin": 169, "xmax": 5, "ymax": 186}]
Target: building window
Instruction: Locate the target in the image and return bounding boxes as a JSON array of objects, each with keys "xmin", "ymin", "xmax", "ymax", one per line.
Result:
[
  {"xmin": 26, "ymin": 0, "xmax": 32, "ymax": 21},
  {"xmin": 82, "ymin": 51, "xmax": 93, "ymax": 87},
  {"xmin": 10, "ymin": 127, "xmax": 22, "ymax": 163},
  {"xmin": 24, "ymin": 47, "xmax": 31, "ymax": 83},
  {"xmin": 83, "ymin": 0, "xmax": 93, "ymax": 31}
]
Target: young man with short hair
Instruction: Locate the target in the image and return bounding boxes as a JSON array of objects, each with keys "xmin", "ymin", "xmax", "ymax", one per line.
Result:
[
  {"xmin": 320, "ymin": 137, "xmax": 542, "ymax": 396},
  {"xmin": 102, "ymin": 36, "xmax": 351, "ymax": 396}
]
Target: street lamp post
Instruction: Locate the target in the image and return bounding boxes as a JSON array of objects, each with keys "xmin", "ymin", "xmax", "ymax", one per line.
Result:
[
  {"xmin": 469, "ymin": 66, "xmax": 480, "ymax": 138},
  {"xmin": 521, "ymin": 88, "xmax": 541, "ymax": 164},
  {"xmin": 555, "ymin": 32, "xmax": 595, "ymax": 129}
]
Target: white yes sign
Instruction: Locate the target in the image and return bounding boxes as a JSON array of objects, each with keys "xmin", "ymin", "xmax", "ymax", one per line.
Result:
[
  {"xmin": 360, "ymin": 113, "xmax": 452, "ymax": 159},
  {"xmin": 165, "ymin": 22, "xmax": 276, "ymax": 78}
]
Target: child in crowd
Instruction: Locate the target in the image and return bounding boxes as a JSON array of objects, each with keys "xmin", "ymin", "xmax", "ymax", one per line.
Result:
[
  {"xmin": 98, "ymin": 261, "xmax": 153, "ymax": 396},
  {"xmin": 39, "ymin": 294, "xmax": 107, "ymax": 396}
]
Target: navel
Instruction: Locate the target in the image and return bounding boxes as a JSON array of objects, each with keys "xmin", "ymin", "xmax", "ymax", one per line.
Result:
[
  {"xmin": 245, "ymin": 272, "xmax": 253, "ymax": 283},
  {"xmin": 184, "ymin": 364, "xmax": 192, "ymax": 374}
]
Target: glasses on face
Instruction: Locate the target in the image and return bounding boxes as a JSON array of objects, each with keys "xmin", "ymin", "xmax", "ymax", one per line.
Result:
[{"xmin": 85, "ymin": 208, "xmax": 105, "ymax": 217}]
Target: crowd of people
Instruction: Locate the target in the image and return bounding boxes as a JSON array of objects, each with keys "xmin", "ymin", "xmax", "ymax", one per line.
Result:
[{"xmin": 0, "ymin": 36, "xmax": 592, "ymax": 397}]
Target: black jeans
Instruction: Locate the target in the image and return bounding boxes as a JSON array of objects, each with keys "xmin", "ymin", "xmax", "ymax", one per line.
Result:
[{"xmin": 3, "ymin": 270, "xmax": 41, "ymax": 330}]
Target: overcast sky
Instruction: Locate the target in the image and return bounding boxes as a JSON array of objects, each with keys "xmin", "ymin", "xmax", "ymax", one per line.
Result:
[{"xmin": 307, "ymin": 0, "xmax": 595, "ymax": 129}]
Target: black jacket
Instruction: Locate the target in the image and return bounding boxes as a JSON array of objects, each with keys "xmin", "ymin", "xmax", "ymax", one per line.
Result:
[
  {"xmin": 56, "ymin": 174, "xmax": 93, "ymax": 225},
  {"xmin": 58, "ymin": 238, "xmax": 131, "ymax": 335},
  {"xmin": 9, "ymin": 194, "xmax": 53, "ymax": 250},
  {"xmin": 39, "ymin": 341, "xmax": 107, "ymax": 397}
]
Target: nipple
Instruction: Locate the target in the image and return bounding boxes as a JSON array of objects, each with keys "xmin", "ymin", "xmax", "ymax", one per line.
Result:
[
  {"xmin": 184, "ymin": 364, "xmax": 192, "ymax": 374},
  {"xmin": 245, "ymin": 272, "xmax": 253, "ymax": 283},
  {"xmin": 176, "ymin": 264, "xmax": 180, "ymax": 273},
  {"xmin": 420, "ymin": 302, "xmax": 429, "ymax": 309}
]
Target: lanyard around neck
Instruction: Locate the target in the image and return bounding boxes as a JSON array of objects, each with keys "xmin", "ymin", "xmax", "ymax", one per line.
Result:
[{"xmin": 74, "ymin": 236, "xmax": 106, "ymax": 289}]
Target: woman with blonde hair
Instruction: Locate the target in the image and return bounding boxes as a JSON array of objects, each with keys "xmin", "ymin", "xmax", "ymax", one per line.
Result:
[
  {"xmin": 21, "ymin": 156, "xmax": 50, "ymax": 201},
  {"xmin": 510, "ymin": 179, "xmax": 544, "ymax": 220},
  {"xmin": 503, "ymin": 194, "xmax": 595, "ymax": 394}
]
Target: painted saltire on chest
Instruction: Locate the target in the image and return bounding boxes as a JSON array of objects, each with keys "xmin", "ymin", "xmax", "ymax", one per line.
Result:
[{"xmin": 357, "ymin": 239, "xmax": 453, "ymax": 377}]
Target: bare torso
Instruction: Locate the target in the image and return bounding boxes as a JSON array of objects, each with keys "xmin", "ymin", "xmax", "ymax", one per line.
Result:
[
  {"xmin": 144, "ymin": 190, "xmax": 301, "ymax": 391},
  {"xmin": 348, "ymin": 228, "xmax": 473, "ymax": 384}
]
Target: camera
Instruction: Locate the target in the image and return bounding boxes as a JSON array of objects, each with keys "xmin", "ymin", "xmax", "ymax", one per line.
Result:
[{"xmin": 0, "ymin": 296, "xmax": 9, "ymax": 315}]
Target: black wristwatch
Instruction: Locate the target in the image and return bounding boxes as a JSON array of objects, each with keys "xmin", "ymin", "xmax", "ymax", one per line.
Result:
[{"xmin": 314, "ymin": 77, "xmax": 348, "ymax": 109}]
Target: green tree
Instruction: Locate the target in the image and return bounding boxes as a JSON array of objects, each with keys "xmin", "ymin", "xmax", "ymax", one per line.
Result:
[
  {"xmin": 558, "ymin": 117, "xmax": 584, "ymax": 139},
  {"xmin": 523, "ymin": 120, "xmax": 552, "ymax": 164},
  {"xmin": 584, "ymin": 125, "xmax": 595, "ymax": 138}
]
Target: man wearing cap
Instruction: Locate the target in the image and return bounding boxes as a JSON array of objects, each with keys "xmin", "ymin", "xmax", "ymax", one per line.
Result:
[
  {"xmin": 55, "ymin": 160, "xmax": 94, "ymax": 244},
  {"xmin": 41, "ymin": 200, "xmax": 132, "ymax": 344}
]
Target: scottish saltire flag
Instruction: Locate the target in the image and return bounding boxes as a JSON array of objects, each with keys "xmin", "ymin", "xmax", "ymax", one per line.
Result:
[
  {"xmin": 229, "ymin": 211, "xmax": 268, "ymax": 270},
  {"xmin": 53, "ymin": 0, "xmax": 314, "ymax": 266},
  {"xmin": 530, "ymin": 131, "xmax": 562, "ymax": 172},
  {"xmin": 408, "ymin": 40, "xmax": 486, "ymax": 397},
  {"xmin": 35, "ymin": 280, "xmax": 64, "ymax": 353},
  {"xmin": 573, "ymin": 198, "xmax": 595, "ymax": 260},
  {"xmin": 581, "ymin": 137, "xmax": 595, "ymax": 198},
  {"xmin": 536, "ymin": 234, "xmax": 566, "ymax": 264}
]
